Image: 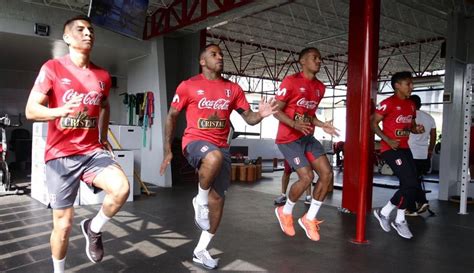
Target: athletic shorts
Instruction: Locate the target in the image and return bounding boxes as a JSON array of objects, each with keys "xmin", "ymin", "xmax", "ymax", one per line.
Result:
[
  {"xmin": 283, "ymin": 152, "xmax": 316, "ymax": 174},
  {"xmin": 278, "ymin": 135, "xmax": 325, "ymax": 170},
  {"xmin": 45, "ymin": 149, "xmax": 118, "ymax": 209},
  {"xmin": 185, "ymin": 140, "xmax": 231, "ymax": 198}
]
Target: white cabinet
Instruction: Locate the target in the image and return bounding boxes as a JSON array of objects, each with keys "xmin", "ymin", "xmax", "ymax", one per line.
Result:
[{"xmin": 109, "ymin": 125, "xmax": 142, "ymax": 196}]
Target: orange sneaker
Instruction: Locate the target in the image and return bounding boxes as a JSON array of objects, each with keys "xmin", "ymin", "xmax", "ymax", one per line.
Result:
[
  {"xmin": 298, "ymin": 214, "xmax": 324, "ymax": 241},
  {"xmin": 275, "ymin": 206, "xmax": 295, "ymax": 236}
]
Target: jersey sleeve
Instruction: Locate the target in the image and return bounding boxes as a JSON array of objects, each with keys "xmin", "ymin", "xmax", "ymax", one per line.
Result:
[
  {"xmin": 275, "ymin": 77, "xmax": 293, "ymax": 102},
  {"xmin": 170, "ymin": 81, "xmax": 189, "ymax": 111},
  {"xmin": 31, "ymin": 61, "xmax": 55, "ymax": 95},
  {"xmin": 233, "ymin": 84, "xmax": 250, "ymax": 112},
  {"xmin": 375, "ymin": 98, "xmax": 390, "ymax": 116}
]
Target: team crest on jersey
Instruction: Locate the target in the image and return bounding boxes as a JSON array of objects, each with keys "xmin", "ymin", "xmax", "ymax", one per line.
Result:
[
  {"xmin": 60, "ymin": 78, "xmax": 71, "ymax": 85},
  {"xmin": 293, "ymin": 157, "xmax": 301, "ymax": 165},
  {"xmin": 172, "ymin": 94, "xmax": 180, "ymax": 103},
  {"xmin": 376, "ymin": 104, "xmax": 387, "ymax": 111},
  {"xmin": 225, "ymin": 89, "xmax": 231, "ymax": 97},
  {"xmin": 197, "ymin": 89, "xmax": 205, "ymax": 95},
  {"xmin": 98, "ymin": 81, "xmax": 106, "ymax": 91},
  {"xmin": 395, "ymin": 158, "xmax": 402, "ymax": 166},
  {"xmin": 276, "ymin": 88, "xmax": 287, "ymax": 96}
]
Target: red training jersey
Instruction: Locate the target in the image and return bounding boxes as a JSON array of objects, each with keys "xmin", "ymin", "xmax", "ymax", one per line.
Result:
[
  {"xmin": 375, "ymin": 95, "xmax": 416, "ymax": 153},
  {"xmin": 275, "ymin": 72, "xmax": 326, "ymax": 144},
  {"xmin": 171, "ymin": 74, "xmax": 250, "ymax": 150},
  {"xmin": 31, "ymin": 55, "xmax": 111, "ymax": 162}
]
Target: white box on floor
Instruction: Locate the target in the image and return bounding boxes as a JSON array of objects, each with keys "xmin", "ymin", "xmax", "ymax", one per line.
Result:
[
  {"xmin": 31, "ymin": 136, "xmax": 46, "ymax": 163},
  {"xmin": 114, "ymin": 150, "xmax": 134, "ymax": 176},
  {"xmin": 79, "ymin": 176, "xmax": 133, "ymax": 205},
  {"xmin": 109, "ymin": 125, "xmax": 142, "ymax": 150},
  {"xmin": 32, "ymin": 122, "xmax": 48, "ymax": 137}
]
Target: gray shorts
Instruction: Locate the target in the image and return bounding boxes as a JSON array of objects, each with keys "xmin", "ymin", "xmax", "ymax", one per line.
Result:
[
  {"xmin": 185, "ymin": 140, "xmax": 231, "ymax": 198},
  {"xmin": 277, "ymin": 135, "xmax": 326, "ymax": 170},
  {"xmin": 45, "ymin": 149, "xmax": 119, "ymax": 209}
]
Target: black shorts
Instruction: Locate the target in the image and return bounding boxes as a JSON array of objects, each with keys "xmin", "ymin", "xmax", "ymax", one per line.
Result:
[{"xmin": 185, "ymin": 141, "xmax": 231, "ymax": 198}]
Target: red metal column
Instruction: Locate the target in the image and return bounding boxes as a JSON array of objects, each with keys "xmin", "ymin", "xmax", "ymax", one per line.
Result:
[{"xmin": 342, "ymin": 0, "xmax": 380, "ymax": 243}]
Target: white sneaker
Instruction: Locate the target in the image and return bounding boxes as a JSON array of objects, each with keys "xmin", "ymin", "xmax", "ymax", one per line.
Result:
[
  {"xmin": 193, "ymin": 249, "xmax": 218, "ymax": 269},
  {"xmin": 192, "ymin": 197, "xmax": 210, "ymax": 231},
  {"xmin": 373, "ymin": 209, "xmax": 391, "ymax": 232},
  {"xmin": 391, "ymin": 221, "xmax": 413, "ymax": 239}
]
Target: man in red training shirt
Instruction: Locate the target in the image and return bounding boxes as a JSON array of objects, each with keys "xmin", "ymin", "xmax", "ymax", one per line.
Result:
[
  {"xmin": 160, "ymin": 44, "xmax": 277, "ymax": 269},
  {"xmin": 25, "ymin": 15, "xmax": 130, "ymax": 273}
]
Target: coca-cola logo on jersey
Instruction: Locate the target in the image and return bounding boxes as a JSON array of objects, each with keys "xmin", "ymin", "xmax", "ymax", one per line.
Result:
[
  {"xmin": 395, "ymin": 115, "xmax": 413, "ymax": 123},
  {"xmin": 198, "ymin": 98, "xmax": 230, "ymax": 110},
  {"xmin": 62, "ymin": 89, "xmax": 103, "ymax": 106},
  {"xmin": 296, "ymin": 98, "xmax": 317, "ymax": 109}
]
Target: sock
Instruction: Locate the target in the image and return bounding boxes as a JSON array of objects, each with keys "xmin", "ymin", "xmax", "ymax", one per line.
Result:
[
  {"xmin": 196, "ymin": 184, "xmax": 210, "ymax": 205},
  {"xmin": 380, "ymin": 201, "xmax": 396, "ymax": 217},
  {"xmin": 282, "ymin": 199, "xmax": 295, "ymax": 215},
  {"xmin": 306, "ymin": 199, "xmax": 322, "ymax": 220},
  {"xmin": 194, "ymin": 231, "xmax": 214, "ymax": 253},
  {"xmin": 52, "ymin": 256, "xmax": 65, "ymax": 273},
  {"xmin": 90, "ymin": 208, "xmax": 111, "ymax": 234},
  {"xmin": 395, "ymin": 209, "xmax": 406, "ymax": 223}
]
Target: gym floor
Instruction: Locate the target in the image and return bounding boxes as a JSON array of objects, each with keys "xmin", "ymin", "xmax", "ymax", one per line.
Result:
[{"xmin": 0, "ymin": 170, "xmax": 473, "ymax": 273}]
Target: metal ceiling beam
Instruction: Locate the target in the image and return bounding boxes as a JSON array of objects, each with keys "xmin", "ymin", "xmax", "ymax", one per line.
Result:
[{"xmin": 145, "ymin": 0, "xmax": 255, "ymax": 39}]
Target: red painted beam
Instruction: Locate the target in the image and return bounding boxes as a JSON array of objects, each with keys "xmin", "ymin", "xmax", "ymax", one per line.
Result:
[
  {"xmin": 145, "ymin": 0, "xmax": 255, "ymax": 39},
  {"xmin": 343, "ymin": 0, "xmax": 380, "ymax": 244}
]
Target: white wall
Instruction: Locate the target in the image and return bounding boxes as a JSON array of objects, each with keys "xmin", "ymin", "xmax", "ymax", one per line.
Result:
[{"xmin": 127, "ymin": 38, "xmax": 171, "ymax": 187}]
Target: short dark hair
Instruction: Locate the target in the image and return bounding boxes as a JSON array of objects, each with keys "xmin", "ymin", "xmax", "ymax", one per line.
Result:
[
  {"xmin": 63, "ymin": 15, "xmax": 91, "ymax": 33},
  {"xmin": 409, "ymin": 94, "xmax": 422, "ymax": 109},
  {"xmin": 199, "ymin": 43, "xmax": 221, "ymax": 59},
  {"xmin": 298, "ymin": 47, "xmax": 320, "ymax": 61},
  {"xmin": 390, "ymin": 71, "xmax": 413, "ymax": 90}
]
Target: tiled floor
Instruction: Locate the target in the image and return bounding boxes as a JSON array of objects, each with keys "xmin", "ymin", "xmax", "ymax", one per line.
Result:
[{"xmin": 0, "ymin": 170, "xmax": 473, "ymax": 273}]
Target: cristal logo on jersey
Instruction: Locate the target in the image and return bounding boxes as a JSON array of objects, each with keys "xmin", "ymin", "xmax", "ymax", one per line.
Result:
[
  {"xmin": 376, "ymin": 104, "xmax": 387, "ymax": 111},
  {"xmin": 197, "ymin": 90, "xmax": 205, "ymax": 95},
  {"xmin": 395, "ymin": 115, "xmax": 413, "ymax": 123},
  {"xmin": 61, "ymin": 108, "xmax": 97, "ymax": 129},
  {"xmin": 276, "ymin": 88, "xmax": 286, "ymax": 96},
  {"xmin": 294, "ymin": 113, "xmax": 312, "ymax": 123},
  {"xmin": 198, "ymin": 98, "xmax": 230, "ymax": 110},
  {"xmin": 299, "ymin": 88, "xmax": 306, "ymax": 93},
  {"xmin": 395, "ymin": 129, "xmax": 410, "ymax": 137},
  {"xmin": 296, "ymin": 98, "xmax": 317, "ymax": 109},
  {"xmin": 198, "ymin": 112, "xmax": 226, "ymax": 129},
  {"xmin": 172, "ymin": 94, "xmax": 180, "ymax": 103},
  {"xmin": 62, "ymin": 89, "xmax": 103, "ymax": 106}
]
